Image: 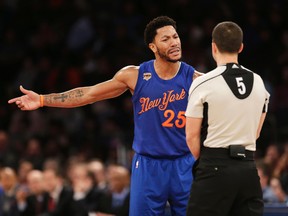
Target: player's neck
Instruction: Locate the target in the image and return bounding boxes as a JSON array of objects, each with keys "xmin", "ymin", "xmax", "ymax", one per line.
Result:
[{"xmin": 154, "ymin": 60, "xmax": 180, "ymax": 80}]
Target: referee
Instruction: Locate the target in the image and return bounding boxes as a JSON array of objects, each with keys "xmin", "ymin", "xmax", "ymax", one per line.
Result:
[{"xmin": 185, "ymin": 21, "xmax": 270, "ymax": 216}]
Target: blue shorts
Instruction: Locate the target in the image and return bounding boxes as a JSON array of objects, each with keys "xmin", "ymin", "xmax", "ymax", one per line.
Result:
[{"xmin": 129, "ymin": 153, "xmax": 195, "ymax": 216}]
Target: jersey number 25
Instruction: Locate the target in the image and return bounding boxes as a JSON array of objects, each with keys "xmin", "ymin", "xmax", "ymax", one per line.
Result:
[{"xmin": 162, "ymin": 110, "xmax": 186, "ymax": 128}]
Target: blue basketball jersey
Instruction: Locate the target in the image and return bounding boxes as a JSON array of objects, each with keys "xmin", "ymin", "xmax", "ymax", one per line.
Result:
[{"xmin": 132, "ymin": 60, "xmax": 195, "ymax": 158}]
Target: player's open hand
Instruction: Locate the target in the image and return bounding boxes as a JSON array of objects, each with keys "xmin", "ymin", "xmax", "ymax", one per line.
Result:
[{"xmin": 8, "ymin": 85, "xmax": 41, "ymax": 110}]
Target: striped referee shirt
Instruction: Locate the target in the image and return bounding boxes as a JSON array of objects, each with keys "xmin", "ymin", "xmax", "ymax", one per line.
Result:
[{"xmin": 185, "ymin": 63, "xmax": 270, "ymax": 151}]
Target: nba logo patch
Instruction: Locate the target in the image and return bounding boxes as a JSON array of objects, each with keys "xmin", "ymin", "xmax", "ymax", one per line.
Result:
[{"xmin": 143, "ymin": 72, "xmax": 152, "ymax": 81}]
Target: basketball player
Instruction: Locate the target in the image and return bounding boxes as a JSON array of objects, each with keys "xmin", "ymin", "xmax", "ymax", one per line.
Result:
[{"xmin": 9, "ymin": 16, "xmax": 201, "ymax": 215}]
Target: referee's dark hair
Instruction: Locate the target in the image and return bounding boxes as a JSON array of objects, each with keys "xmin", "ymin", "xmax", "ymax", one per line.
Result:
[
  {"xmin": 144, "ymin": 16, "xmax": 177, "ymax": 46},
  {"xmin": 212, "ymin": 21, "xmax": 243, "ymax": 53}
]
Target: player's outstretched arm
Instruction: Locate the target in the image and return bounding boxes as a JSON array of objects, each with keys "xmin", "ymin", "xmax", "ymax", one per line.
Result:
[
  {"xmin": 8, "ymin": 66, "xmax": 138, "ymax": 110},
  {"xmin": 8, "ymin": 80, "xmax": 126, "ymax": 111}
]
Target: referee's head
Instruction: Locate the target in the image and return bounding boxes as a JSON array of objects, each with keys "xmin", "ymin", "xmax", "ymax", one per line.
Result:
[{"xmin": 212, "ymin": 21, "xmax": 243, "ymax": 54}]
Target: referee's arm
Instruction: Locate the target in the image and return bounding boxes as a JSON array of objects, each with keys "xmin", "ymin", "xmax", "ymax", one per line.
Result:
[
  {"xmin": 256, "ymin": 113, "xmax": 267, "ymax": 139},
  {"xmin": 186, "ymin": 117, "xmax": 202, "ymax": 159}
]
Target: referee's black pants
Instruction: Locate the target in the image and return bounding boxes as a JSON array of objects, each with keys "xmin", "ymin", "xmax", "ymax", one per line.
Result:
[{"xmin": 186, "ymin": 148, "xmax": 263, "ymax": 216}]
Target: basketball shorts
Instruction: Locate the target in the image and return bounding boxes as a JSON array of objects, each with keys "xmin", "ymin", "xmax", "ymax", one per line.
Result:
[{"xmin": 129, "ymin": 152, "xmax": 195, "ymax": 216}]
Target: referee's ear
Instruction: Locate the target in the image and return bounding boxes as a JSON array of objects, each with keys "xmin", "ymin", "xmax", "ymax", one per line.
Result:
[
  {"xmin": 238, "ymin": 43, "xmax": 244, "ymax": 54},
  {"xmin": 211, "ymin": 42, "xmax": 218, "ymax": 60}
]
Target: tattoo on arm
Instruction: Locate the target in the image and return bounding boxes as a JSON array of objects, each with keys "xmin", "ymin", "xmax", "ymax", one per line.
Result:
[
  {"xmin": 46, "ymin": 89, "xmax": 85, "ymax": 105},
  {"xmin": 53, "ymin": 94, "xmax": 68, "ymax": 102}
]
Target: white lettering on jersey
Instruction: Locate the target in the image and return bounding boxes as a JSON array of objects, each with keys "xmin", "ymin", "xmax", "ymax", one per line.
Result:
[{"xmin": 235, "ymin": 77, "xmax": 246, "ymax": 95}]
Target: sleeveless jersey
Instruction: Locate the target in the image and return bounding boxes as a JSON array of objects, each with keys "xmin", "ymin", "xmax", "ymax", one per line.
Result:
[{"xmin": 132, "ymin": 60, "xmax": 195, "ymax": 158}]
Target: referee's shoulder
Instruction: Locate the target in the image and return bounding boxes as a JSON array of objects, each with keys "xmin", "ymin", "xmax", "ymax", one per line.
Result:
[
  {"xmin": 241, "ymin": 65, "xmax": 264, "ymax": 80},
  {"xmin": 192, "ymin": 68, "xmax": 219, "ymax": 85},
  {"xmin": 189, "ymin": 68, "xmax": 222, "ymax": 94}
]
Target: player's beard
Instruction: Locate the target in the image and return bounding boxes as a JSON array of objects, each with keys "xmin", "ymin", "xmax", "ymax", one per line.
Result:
[{"xmin": 156, "ymin": 47, "xmax": 182, "ymax": 63}]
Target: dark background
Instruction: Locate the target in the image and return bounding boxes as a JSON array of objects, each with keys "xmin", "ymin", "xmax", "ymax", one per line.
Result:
[{"xmin": 0, "ymin": 0, "xmax": 287, "ymax": 170}]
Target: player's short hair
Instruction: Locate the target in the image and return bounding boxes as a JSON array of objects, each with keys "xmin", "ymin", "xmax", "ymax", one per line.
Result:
[
  {"xmin": 212, "ymin": 21, "xmax": 243, "ymax": 53},
  {"xmin": 144, "ymin": 16, "xmax": 177, "ymax": 46}
]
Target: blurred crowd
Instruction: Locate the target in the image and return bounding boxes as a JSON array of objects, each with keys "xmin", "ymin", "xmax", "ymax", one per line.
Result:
[
  {"xmin": 0, "ymin": 157, "xmax": 130, "ymax": 215},
  {"xmin": 0, "ymin": 0, "xmax": 288, "ymax": 214},
  {"xmin": 256, "ymin": 144, "xmax": 288, "ymax": 205}
]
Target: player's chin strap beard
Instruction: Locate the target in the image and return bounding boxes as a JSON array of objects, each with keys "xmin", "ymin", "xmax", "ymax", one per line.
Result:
[
  {"xmin": 167, "ymin": 58, "xmax": 181, "ymax": 63},
  {"xmin": 156, "ymin": 48, "xmax": 181, "ymax": 63}
]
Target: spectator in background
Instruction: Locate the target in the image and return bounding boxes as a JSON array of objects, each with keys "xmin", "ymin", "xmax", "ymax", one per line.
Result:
[
  {"xmin": 272, "ymin": 142, "xmax": 288, "ymax": 195},
  {"xmin": 0, "ymin": 130, "xmax": 17, "ymax": 168},
  {"xmin": 0, "ymin": 167, "xmax": 20, "ymax": 216},
  {"xmin": 16, "ymin": 160, "xmax": 34, "ymax": 191},
  {"xmin": 21, "ymin": 137, "xmax": 44, "ymax": 170},
  {"xmin": 42, "ymin": 167, "xmax": 87, "ymax": 216},
  {"xmin": 256, "ymin": 159, "xmax": 278, "ymax": 203},
  {"xmin": 87, "ymin": 159, "xmax": 108, "ymax": 190},
  {"xmin": 97, "ymin": 164, "xmax": 130, "ymax": 216},
  {"xmin": 42, "ymin": 158, "xmax": 62, "ymax": 172},
  {"xmin": 270, "ymin": 176, "xmax": 288, "ymax": 204},
  {"xmin": 69, "ymin": 162, "xmax": 105, "ymax": 214},
  {"xmin": 17, "ymin": 169, "xmax": 49, "ymax": 216},
  {"xmin": 263, "ymin": 143, "xmax": 282, "ymax": 175}
]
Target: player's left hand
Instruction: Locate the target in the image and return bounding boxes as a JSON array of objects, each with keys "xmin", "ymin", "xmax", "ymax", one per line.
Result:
[{"xmin": 193, "ymin": 71, "xmax": 204, "ymax": 80}]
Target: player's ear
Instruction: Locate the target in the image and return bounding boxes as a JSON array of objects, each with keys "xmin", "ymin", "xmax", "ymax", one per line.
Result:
[
  {"xmin": 149, "ymin": 43, "xmax": 157, "ymax": 53},
  {"xmin": 238, "ymin": 43, "xmax": 244, "ymax": 54}
]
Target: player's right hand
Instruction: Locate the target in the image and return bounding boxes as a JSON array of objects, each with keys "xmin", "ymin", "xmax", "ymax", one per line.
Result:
[{"xmin": 8, "ymin": 85, "xmax": 41, "ymax": 111}]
